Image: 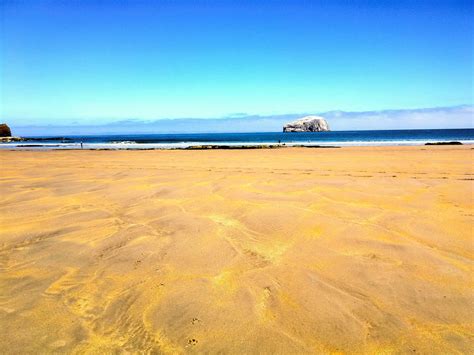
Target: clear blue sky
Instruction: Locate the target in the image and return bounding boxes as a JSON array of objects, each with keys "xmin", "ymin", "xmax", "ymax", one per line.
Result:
[{"xmin": 1, "ymin": 0, "xmax": 473, "ymax": 125}]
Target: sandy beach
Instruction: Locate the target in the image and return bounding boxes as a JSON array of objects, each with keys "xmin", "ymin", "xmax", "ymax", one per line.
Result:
[{"xmin": 0, "ymin": 146, "xmax": 472, "ymax": 353}]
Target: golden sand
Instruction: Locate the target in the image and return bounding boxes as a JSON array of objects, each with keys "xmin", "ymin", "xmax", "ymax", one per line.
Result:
[{"xmin": 0, "ymin": 146, "xmax": 473, "ymax": 353}]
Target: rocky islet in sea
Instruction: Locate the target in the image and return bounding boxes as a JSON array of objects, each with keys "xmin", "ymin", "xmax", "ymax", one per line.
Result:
[{"xmin": 283, "ymin": 116, "xmax": 330, "ymax": 132}]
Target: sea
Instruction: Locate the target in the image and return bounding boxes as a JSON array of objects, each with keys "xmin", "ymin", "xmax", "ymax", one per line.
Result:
[{"xmin": 1, "ymin": 128, "xmax": 473, "ymax": 149}]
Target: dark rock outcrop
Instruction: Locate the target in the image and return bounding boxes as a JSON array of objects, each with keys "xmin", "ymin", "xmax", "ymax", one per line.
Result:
[
  {"xmin": 0, "ymin": 123, "xmax": 12, "ymax": 137},
  {"xmin": 425, "ymin": 141, "xmax": 463, "ymax": 145}
]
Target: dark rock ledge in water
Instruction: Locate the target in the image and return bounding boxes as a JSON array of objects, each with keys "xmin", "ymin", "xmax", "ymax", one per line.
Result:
[
  {"xmin": 184, "ymin": 144, "xmax": 284, "ymax": 150},
  {"xmin": 425, "ymin": 141, "xmax": 463, "ymax": 145},
  {"xmin": 23, "ymin": 137, "xmax": 74, "ymax": 142}
]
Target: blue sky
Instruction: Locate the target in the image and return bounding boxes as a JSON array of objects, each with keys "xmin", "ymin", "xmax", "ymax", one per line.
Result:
[{"xmin": 1, "ymin": 0, "xmax": 473, "ymax": 130}]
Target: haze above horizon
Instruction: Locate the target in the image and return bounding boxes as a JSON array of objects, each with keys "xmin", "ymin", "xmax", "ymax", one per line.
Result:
[{"xmin": 1, "ymin": 0, "xmax": 473, "ymax": 129}]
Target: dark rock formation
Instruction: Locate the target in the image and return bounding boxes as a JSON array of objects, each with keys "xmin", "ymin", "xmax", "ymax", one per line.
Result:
[
  {"xmin": 23, "ymin": 137, "xmax": 73, "ymax": 142},
  {"xmin": 425, "ymin": 141, "xmax": 463, "ymax": 145},
  {"xmin": 0, "ymin": 123, "xmax": 12, "ymax": 137}
]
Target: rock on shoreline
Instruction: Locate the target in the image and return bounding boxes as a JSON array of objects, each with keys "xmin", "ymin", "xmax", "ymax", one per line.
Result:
[
  {"xmin": 0, "ymin": 136, "xmax": 23, "ymax": 143},
  {"xmin": 0, "ymin": 123, "xmax": 23, "ymax": 142},
  {"xmin": 0, "ymin": 123, "xmax": 12, "ymax": 137},
  {"xmin": 425, "ymin": 141, "xmax": 463, "ymax": 145},
  {"xmin": 283, "ymin": 116, "xmax": 330, "ymax": 132}
]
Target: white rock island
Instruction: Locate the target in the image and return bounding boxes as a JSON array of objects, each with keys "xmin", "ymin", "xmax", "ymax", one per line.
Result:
[{"xmin": 283, "ymin": 116, "xmax": 330, "ymax": 132}]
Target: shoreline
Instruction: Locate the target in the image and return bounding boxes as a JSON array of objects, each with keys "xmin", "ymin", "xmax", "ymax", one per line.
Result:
[
  {"xmin": 0, "ymin": 141, "xmax": 471, "ymax": 150},
  {"xmin": 1, "ymin": 128, "xmax": 473, "ymax": 150}
]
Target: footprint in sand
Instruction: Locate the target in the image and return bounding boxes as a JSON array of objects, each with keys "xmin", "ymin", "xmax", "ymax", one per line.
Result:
[{"xmin": 188, "ymin": 338, "xmax": 198, "ymax": 346}]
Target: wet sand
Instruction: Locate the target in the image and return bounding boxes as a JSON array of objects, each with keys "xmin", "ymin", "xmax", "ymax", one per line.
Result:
[{"xmin": 0, "ymin": 146, "xmax": 473, "ymax": 353}]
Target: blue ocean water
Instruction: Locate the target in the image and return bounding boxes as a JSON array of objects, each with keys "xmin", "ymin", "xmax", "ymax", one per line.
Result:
[{"xmin": 2, "ymin": 129, "xmax": 473, "ymax": 149}]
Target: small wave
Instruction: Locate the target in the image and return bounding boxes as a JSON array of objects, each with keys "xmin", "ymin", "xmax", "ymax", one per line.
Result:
[{"xmin": 109, "ymin": 141, "xmax": 137, "ymax": 144}]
